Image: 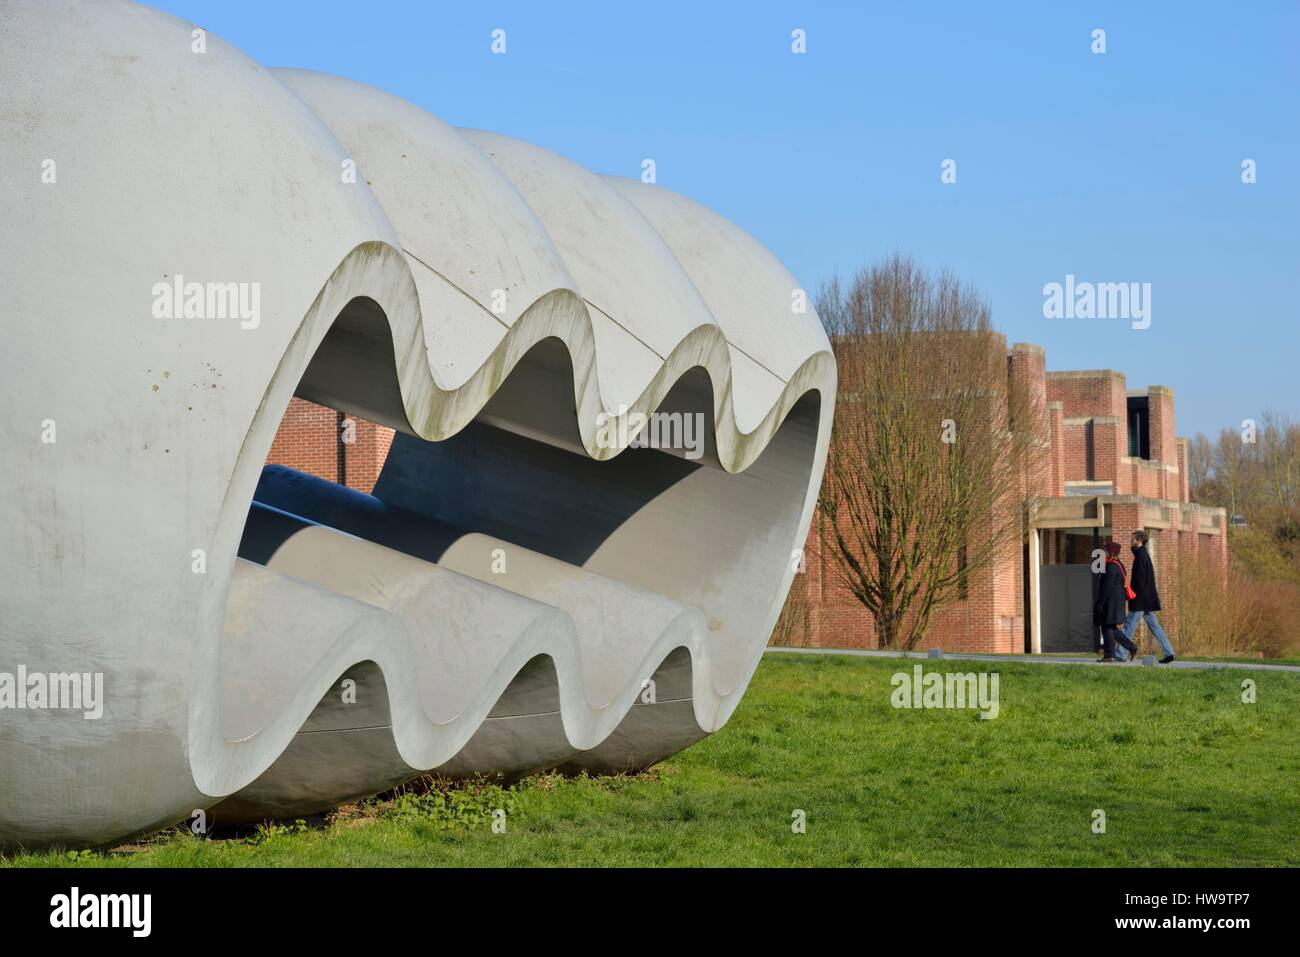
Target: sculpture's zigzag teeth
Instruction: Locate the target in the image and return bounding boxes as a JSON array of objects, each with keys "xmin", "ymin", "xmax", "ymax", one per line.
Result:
[
  {"xmin": 215, "ymin": 556, "xmax": 725, "ymax": 795},
  {"xmin": 370, "ymin": 600, "xmax": 714, "ymax": 772},
  {"xmin": 330, "ymin": 241, "xmax": 836, "ymax": 475}
]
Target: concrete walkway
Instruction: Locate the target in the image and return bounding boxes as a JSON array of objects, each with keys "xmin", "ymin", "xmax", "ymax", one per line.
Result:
[{"xmin": 766, "ymin": 645, "xmax": 1300, "ymax": 673}]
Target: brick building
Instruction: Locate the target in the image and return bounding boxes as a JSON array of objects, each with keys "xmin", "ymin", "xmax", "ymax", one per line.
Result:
[
  {"xmin": 266, "ymin": 397, "xmax": 396, "ymax": 495},
  {"xmin": 266, "ymin": 343, "xmax": 1229, "ymax": 655},
  {"xmin": 793, "ymin": 342, "xmax": 1229, "ymax": 654}
]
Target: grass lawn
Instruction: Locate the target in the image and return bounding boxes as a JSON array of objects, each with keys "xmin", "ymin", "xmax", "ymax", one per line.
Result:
[{"xmin": 5, "ymin": 653, "xmax": 1298, "ymax": 867}]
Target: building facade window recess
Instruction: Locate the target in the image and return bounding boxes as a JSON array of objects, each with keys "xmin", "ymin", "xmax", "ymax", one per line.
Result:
[{"xmin": 1127, "ymin": 395, "xmax": 1150, "ymax": 459}]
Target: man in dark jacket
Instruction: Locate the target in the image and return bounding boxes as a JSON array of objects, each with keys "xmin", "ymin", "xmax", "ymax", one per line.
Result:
[{"xmin": 1118, "ymin": 529, "xmax": 1175, "ymax": 663}]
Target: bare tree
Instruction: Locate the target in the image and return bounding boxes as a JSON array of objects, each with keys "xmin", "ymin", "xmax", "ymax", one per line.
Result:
[
  {"xmin": 1258, "ymin": 411, "xmax": 1300, "ymax": 513},
  {"xmin": 1187, "ymin": 433, "xmax": 1214, "ymax": 500},
  {"xmin": 816, "ymin": 256, "xmax": 1035, "ymax": 649},
  {"xmin": 1213, "ymin": 427, "xmax": 1247, "ymax": 520},
  {"xmin": 1195, "ymin": 411, "xmax": 1300, "ymax": 526}
]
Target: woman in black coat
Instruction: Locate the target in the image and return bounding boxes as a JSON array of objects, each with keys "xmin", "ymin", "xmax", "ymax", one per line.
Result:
[{"xmin": 1096, "ymin": 541, "xmax": 1138, "ymax": 662}]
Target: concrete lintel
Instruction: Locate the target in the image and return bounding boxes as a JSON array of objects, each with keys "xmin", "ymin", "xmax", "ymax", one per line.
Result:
[
  {"xmin": 1046, "ymin": 369, "xmax": 1127, "ymax": 381},
  {"xmin": 1062, "ymin": 414, "xmax": 1122, "ymax": 426}
]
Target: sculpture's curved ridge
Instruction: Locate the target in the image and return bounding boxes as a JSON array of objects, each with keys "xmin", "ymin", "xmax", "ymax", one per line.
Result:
[{"xmin": 0, "ymin": 0, "xmax": 835, "ymax": 848}]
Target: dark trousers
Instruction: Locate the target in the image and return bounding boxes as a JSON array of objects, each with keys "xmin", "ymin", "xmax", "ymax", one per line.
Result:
[{"xmin": 1102, "ymin": 625, "xmax": 1137, "ymax": 659}]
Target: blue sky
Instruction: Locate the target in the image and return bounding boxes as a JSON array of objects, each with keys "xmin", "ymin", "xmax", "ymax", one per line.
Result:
[{"xmin": 153, "ymin": 0, "xmax": 1298, "ymax": 437}]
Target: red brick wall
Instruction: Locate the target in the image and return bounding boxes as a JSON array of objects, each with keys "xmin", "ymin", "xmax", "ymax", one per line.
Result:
[
  {"xmin": 1048, "ymin": 402, "xmax": 1066, "ymax": 494},
  {"xmin": 1049, "ymin": 371, "xmax": 1128, "ymax": 489},
  {"xmin": 1176, "ymin": 438, "xmax": 1191, "ymax": 503},
  {"xmin": 1009, "ymin": 344, "xmax": 1054, "ymax": 499},
  {"xmin": 343, "ymin": 413, "xmax": 397, "ymax": 494},
  {"xmin": 1147, "ymin": 387, "xmax": 1177, "ymax": 466},
  {"xmin": 265, "ymin": 397, "xmax": 395, "ymax": 494},
  {"xmin": 1009, "ymin": 344, "xmax": 1048, "ymax": 436},
  {"xmin": 1092, "ymin": 417, "xmax": 1123, "ymax": 488},
  {"xmin": 1127, "ymin": 459, "xmax": 1163, "ymax": 499},
  {"xmin": 1060, "ymin": 419, "xmax": 1090, "ymax": 483},
  {"xmin": 1046, "ymin": 370, "xmax": 1127, "ymax": 419}
]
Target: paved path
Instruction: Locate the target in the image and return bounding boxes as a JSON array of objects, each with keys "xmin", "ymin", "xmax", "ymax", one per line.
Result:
[{"xmin": 765, "ymin": 645, "xmax": 1300, "ymax": 673}]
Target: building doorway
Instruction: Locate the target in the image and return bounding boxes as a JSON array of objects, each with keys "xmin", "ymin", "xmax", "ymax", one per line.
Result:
[{"xmin": 1038, "ymin": 528, "xmax": 1107, "ymax": 653}]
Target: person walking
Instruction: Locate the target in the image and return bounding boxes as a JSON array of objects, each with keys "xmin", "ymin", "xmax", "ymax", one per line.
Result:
[
  {"xmin": 1118, "ymin": 529, "xmax": 1175, "ymax": 664},
  {"xmin": 1096, "ymin": 541, "xmax": 1139, "ymax": 663}
]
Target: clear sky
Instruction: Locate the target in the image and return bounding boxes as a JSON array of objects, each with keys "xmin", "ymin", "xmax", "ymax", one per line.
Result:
[{"xmin": 151, "ymin": 0, "xmax": 1298, "ymax": 438}]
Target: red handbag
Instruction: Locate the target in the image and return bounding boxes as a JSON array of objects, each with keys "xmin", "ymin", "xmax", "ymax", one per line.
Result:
[{"xmin": 1110, "ymin": 557, "xmax": 1138, "ymax": 601}]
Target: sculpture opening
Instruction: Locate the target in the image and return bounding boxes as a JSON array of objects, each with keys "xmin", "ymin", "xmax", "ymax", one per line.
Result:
[{"xmin": 213, "ymin": 301, "xmax": 825, "ymax": 824}]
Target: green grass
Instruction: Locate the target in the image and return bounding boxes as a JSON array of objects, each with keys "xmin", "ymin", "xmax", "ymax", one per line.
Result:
[
  {"xmin": 5, "ymin": 654, "xmax": 1298, "ymax": 867},
  {"xmin": 1179, "ymin": 655, "xmax": 1300, "ymax": 666}
]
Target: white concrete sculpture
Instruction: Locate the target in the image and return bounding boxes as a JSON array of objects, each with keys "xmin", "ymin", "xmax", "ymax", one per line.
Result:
[{"xmin": 0, "ymin": 0, "xmax": 835, "ymax": 848}]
